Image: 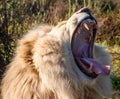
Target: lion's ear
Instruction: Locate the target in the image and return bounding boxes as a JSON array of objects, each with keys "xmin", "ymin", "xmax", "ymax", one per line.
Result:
[
  {"xmin": 32, "ymin": 35, "xmax": 64, "ymax": 68},
  {"xmin": 34, "ymin": 36, "xmax": 62, "ymax": 56}
]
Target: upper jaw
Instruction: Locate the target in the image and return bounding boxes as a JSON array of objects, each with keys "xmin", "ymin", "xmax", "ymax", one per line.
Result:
[{"xmin": 66, "ymin": 7, "xmax": 97, "ymax": 42}]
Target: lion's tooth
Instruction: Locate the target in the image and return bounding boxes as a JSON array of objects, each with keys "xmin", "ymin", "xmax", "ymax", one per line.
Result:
[
  {"xmin": 83, "ymin": 23, "xmax": 89, "ymax": 30},
  {"xmin": 89, "ymin": 63, "xmax": 93, "ymax": 73}
]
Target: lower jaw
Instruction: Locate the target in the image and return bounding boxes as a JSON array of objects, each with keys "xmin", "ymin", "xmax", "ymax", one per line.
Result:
[{"xmin": 75, "ymin": 57, "xmax": 98, "ymax": 78}]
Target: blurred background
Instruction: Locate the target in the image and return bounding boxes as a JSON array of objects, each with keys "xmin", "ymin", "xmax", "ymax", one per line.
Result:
[{"xmin": 0, "ymin": 0, "xmax": 120, "ymax": 98}]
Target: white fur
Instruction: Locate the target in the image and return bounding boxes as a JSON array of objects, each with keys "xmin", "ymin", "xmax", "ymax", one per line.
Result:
[{"xmin": 1, "ymin": 10, "xmax": 112, "ymax": 99}]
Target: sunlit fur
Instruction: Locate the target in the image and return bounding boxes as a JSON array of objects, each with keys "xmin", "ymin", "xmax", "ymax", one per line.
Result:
[{"xmin": 1, "ymin": 21, "xmax": 112, "ymax": 99}]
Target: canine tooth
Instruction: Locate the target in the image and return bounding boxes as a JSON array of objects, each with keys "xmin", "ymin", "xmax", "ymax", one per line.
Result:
[
  {"xmin": 89, "ymin": 63, "xmax": 93, "ymax": 73},
  {"xmin": 83, "ymin": 23, "xmax": 89, "ymax": 30}
]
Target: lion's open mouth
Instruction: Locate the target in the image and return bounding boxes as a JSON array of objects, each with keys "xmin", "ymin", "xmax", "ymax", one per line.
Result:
[{"xmin": 71, "ymin": 9, "xmax": 110, "ymax": 78}]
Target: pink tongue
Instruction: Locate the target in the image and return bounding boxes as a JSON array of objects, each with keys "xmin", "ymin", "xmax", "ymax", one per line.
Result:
[{"xmin": 80, "ymin": 58, "xmax": 111, "ymax": 75}]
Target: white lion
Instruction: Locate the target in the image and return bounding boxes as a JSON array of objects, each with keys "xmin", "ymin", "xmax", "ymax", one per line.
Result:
[{"xmin": 1, "ymin": 8, "xmax": 112, "ymax": 99}]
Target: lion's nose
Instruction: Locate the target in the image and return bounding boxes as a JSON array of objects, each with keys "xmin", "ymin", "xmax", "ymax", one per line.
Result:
[
  {"xmin": 76, "ymin": 7, "xmax": 97, "ymax": 24},
  {"xmin": 79, "ymin": 7, "xmax": 91, "ymax": 14}
]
